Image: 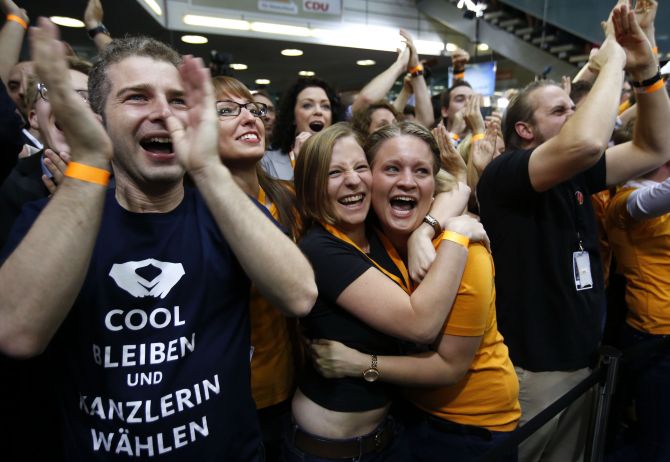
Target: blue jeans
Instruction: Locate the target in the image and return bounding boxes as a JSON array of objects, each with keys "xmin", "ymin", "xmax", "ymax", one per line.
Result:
[
  {"xmin": 405, "ymin": 411, "xmax": 517, "ymax": 462},
  {"xmin": 281, "ymin": 416, "xmax": 408, "ymax": 462},
  {"xmin": 615, "ymin": 324, "xmax": 670, "ymax": 462}
]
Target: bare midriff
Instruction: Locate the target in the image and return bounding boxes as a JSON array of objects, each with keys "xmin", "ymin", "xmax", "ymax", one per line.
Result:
[{"xmin": 291, "ymin": 388, "xmax": 390, "ymax": 438}]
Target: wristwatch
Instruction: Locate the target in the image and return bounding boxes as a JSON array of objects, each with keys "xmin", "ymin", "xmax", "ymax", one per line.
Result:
[
  {"xmin": 422, "ymin": 214, "xmax": 442, "ymax": 238},
  {"xmin": 87, "ymin": 23, "xmax": 110, "ymax": 40},
  {"xmin": 363, "ymin": 355, "xmax": 380, "ymax": 382}
]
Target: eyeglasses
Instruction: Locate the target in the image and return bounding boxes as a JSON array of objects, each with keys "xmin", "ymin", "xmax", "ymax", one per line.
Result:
[
  {"xmin": 216, "ymin": 100, "xmax": 268, "ymax": 118},
  {"xmin": 37, "ymin": 83, "xmax": 89, "ymax": 103}
]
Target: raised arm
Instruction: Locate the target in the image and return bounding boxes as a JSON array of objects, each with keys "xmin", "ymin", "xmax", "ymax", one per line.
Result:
[
  {"xmin": 335, "ymin": 214, "xmax": 487, "ymax": 344},
  {"xmin": 604, "ymin": 0, "xmax": 670, "ymax": 185},
  {"xmin": 527, "ymin": 7, "xmax": 626, "ymax": 192},
  {"xmin": 166, "ymin": 56, "xmax": 317, "ymax": 318},
  {"xmin": 572, "ymin": 48, "xmax": 601, "ymax": 84},
  {"xmin": 84, "ymin": 0, "xmax": 112, "ymax": 51},
  {"xmin": 635, "ymin": 0, "xmax": 656, "ymax": 51},
  {"xmin": 0, "ymin": 0, "xmax": 28, "ymax": 84},
  {"xmin": 402, "ymin": 29, "xmax": 434, "ymax": 128},
  {"xmin": 351, "ymin": 36, "xmax": 409, "ymax": 113},
  {"xmin": 626, "ymin": 174, "xmax": 670, "ymax": 220},
  {"xmin": 392, "ymin": 74, "xmax": 412, "ymax": 114},
  {"xmin": 0, "ymin": 18, "xmax": 112, "ymax": 358}
]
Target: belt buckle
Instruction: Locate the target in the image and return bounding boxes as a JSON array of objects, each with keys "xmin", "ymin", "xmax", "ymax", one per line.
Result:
[{"xmin": 374, "ymin": 431, "xmax": 382, "ymax": 449}]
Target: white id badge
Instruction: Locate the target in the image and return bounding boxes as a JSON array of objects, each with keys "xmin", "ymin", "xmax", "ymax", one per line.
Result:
[{"xmin": 573, "ymin": 251, "xmax": 593, "ymax": 291}]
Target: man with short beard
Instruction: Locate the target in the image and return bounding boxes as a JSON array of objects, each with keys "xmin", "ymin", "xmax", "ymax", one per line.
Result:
[{"xmin": 0, "ymin": 19, "xmax": 316, "ymax": 462}]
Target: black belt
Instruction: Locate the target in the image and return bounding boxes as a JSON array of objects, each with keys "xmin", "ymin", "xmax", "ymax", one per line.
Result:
[
  {"xmin": 291, "ymin": 418, "xmax": 394, "ymax": 459},
  {"xmin": 426, "ymin": 413, "xmax": 492, "ymax": 441}
]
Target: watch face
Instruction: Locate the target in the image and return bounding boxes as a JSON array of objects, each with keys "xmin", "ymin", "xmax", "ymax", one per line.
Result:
[{"xmin": 363, "ymin": 368, "xmax": 380, "ymax": 383}]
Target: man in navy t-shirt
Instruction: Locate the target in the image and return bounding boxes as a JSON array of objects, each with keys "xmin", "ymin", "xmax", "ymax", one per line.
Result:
[{"xmin": 0, "ymin": 19, "xmax": 316, "ymax": 461}]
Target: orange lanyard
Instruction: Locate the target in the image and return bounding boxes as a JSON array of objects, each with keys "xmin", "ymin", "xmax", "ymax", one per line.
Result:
[
  {"xmin": 374, "ymin": 230, "xmax": 414, "ymax": 294},
  {"xmin": 321, "ymin": 223, "xmax": 413, "ymax": 294},
  {"xmin": 256, "ymin": 187, "xmax": 278, "ymax": 219}
]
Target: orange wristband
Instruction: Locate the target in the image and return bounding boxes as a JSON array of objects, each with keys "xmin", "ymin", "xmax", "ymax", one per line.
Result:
[
  {"xmin": 635, "ymin": 79, "xmax": 665, "ymax": 95},
  {"xmin": 64, "ymin": 162, "xmax": 110, "ymax": 186},
  {"xmin": 7, "ymin": 14, "xmax": 27, "ymax": 30},
  {"xmin": 472, "ymin": 133, "xmax": 485, "ymax": 142},
  {"xmin": 441, "ymin": 230, "xmax": 469, "ymax": 248},
  {"xmin": 652, "ymin": 46, "xmax": 658, "ymax": 56},
  {"xmin": 408, "ymin": 64, "xmax": 423, "ymax": 74}
]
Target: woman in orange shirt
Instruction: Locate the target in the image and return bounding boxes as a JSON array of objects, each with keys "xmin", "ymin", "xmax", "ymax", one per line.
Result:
[
  {"xmin": 213, "ymin": 76, "xmax": 299, "ymax": 461},
  {"xmin": 310, "ymin": 123, "xmax": 520, "ymax": 461}
]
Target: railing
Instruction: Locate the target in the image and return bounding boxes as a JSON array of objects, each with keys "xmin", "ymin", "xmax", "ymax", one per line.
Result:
[{"xmin": 479, "ymin": 336, "xmax": 670, "ymax": 462}]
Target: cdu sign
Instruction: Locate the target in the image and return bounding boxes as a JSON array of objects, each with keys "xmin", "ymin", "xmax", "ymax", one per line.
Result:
[{"xmin": 303, "ymin": 0, "xmax": 341, "ymax": 15}]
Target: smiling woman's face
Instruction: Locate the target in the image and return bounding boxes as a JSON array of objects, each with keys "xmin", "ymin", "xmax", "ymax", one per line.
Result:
[
  {"xmin": 216, "ymin": 92, "xmax": 266, "ymax": 165},
  {"xmin": 327, "ymin": 136, "xmax": 371, "ymax": 233},
  {"xmin": 370, "ymin": 135, "xmax": 435, "ymax": 240},
  {"xmin": 294, "ymin": 86, "xmax": 332, "ymax": 135}
]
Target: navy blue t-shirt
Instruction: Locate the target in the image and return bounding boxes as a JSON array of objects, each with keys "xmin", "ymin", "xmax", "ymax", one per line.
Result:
[{"xmin": 4, "ymin": 187, "xmax": 262, "ymax": 461}]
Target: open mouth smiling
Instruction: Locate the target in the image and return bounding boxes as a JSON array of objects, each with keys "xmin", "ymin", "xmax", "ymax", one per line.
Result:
[
  {"xmin": 237, "ymin": 132, "xmax": 260, "ymax": 143},
  {"xmin": 309, "ymin": 121, "xmax": 325, "ymax": 132},
  {"xmin": 390, "ymin": 195, "xmax": 417, "ymax": 213},
  {"xmin": 140, "ymin": 136, "xmax": 173, "ymax": 154},
  {"xmin": 339, "ymin": 193, "xmax": 365, "ymax": 207}
]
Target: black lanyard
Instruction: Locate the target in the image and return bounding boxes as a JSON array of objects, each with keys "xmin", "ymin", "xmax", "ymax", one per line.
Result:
[{"xmin": 565, "ymin": 181, "xmax": 587, "ymax": 251}]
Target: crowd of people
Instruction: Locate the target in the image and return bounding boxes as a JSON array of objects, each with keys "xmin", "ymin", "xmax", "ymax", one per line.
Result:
[{"xmin": 0, "ymin": 0, "xmax": 668, "ymax": 461}]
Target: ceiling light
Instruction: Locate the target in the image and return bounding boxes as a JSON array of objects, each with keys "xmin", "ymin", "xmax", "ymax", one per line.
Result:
[
  {"xmin": 357, "ymin": 60, "xmax": 376, "ymax": 66},
  {"xmin": 143, "ymin": 0, "xmax": 162, "ymax": 16},
  {"xmin": 414, "ymin": 40, "xmax": 446, "ymax": 56},
  {"xmin": 183, "ymin": 15, "xmax": 250, "ymax": 31},
  {"xmin": 251, "ymin": 22, "xmax": 311, "ymax": 37},
  {"xmin": 255, "ymin": 79, "xmax": 271, "ymax": 85},
  {"xmin": 313, "ymin": 26, "xmax": 443, "ymax": 56},
  {"xmin": 445, "ymin": 43, "xmax": 458, "ymax": 52},
  {"xmin": 49, "ymin": 16, "xmax": 85, "ymax": 28},
  {"xmin": 281, "ymin": 49, "xmax": 303, "ymax": 57},
  {"xmin": 230, "ymin": 63, "xmax": 248, "ymax": 70},
  {"xmin": 298, "ymin": 71, "xmax": 315, "ymax": 76},
  {"xmin": 181, "ymin": 35, "xmax": 208, "ymax": 44},
  {"xmin": 477, "ymin": 43, "xmax": 490, "ymax": 51}
]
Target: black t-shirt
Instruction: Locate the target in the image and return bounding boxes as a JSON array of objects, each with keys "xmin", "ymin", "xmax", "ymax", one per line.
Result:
[
  {"xmin": 298, "ymin": 224, "xmax": 402, "ymax": 412},
  {"xmin": 477, "ymin": 148, "xmax": 607, "ymax": 372},
  {"xmin": 4, "ymin": 187, "xmax": 263, "ymax": 461},
  {"xmin": 0, "ymin": 78, "xmax": 24, "ymax": 183},
  {"xmin": 0, "ymin": 150, "xmax": 49, "ymax": 250}
]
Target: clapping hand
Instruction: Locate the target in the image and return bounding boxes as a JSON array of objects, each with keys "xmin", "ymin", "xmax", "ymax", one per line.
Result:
[
  {"xmin": 166, "ymin": 55, "xmax": 220, "ymax": 175},
  {"xmin": 30, "ymin": 17, "xmax": 111, "ymax": 166}
]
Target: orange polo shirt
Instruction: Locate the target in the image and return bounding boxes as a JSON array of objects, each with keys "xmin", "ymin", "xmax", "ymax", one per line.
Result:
[
  {"xmin": 249, "ymin": 202, "xmax": 295, "ymax": 409},
  {"xmin": 606, "ymin": 187, "xmax": 670, "ymax": 334},
  {"xmin": 406, "ymin": 244, "xmax": 521, "ymax": 431}
]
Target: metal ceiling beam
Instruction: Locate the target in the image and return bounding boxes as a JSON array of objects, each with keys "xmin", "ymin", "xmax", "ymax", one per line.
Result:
[{"xmin": 417, "ymin": 0, "xmax": 577, "ymax": 81}]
